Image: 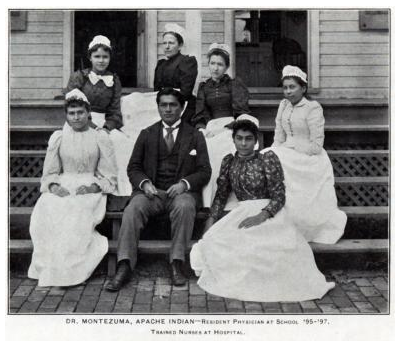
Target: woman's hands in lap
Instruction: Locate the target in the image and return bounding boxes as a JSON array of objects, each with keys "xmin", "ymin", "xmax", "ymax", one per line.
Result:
[
  {"xmin": 49, "ymin": 184, "xmax": 70, "ymax": 197},
  {"xmin": 76, "ymin": 183, "xmax": 101, "ymax": 195},
  {"xmin": 239, "ymin": 211, "xmax": 270, "ymax": 229}
]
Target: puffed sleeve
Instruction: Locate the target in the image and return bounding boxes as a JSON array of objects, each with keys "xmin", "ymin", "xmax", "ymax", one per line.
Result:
[
  {"xmin": 94, "ymin": 130, "xmax": 118, "ymax": 194},
  {"xmin": 271, "ymin": 99, "xmax": 288, "ymax": 147},
  {"xmin": 40, "ymin": 130, "xmax": 63, "ymax": 193},
  {"xmin": 210, "ymin": 154, "xmax": 234, "ymax": 220},
  {"xmin": 192, "ymin": 82, "xmax": 212, "ymax": 128},
  {"xmin": 65, "ymin": 70, "xmax": 85, "ymax": 93},
  {"xmin": 104, "ymin": 74, "xmax": 123, "ymax": 131},
  {"xmin": 231, "ymin": 77, "xmax": 250, "ymax": 117},
  {"xmin": 178, "ymin": 56, "xmax": 198, "ymax": 100},
  {"xmin": 296, "ymin": 101, "xmax": 325, "ymax": 155},
  {"xmin": 261, "ymin": 151, "xmax": 286, "ymax": 217}
]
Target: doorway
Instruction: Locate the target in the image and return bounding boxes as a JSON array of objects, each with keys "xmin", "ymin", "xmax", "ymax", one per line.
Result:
[
  {"xmin": 235, "ymin": 10, "xmax": 307, "ymax": 88},
  {"xmin": 74, "ymin": 11, "xmax": 138, "ymax": 87}
]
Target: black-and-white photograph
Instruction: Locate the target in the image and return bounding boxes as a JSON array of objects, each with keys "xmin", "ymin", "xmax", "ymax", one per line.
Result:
[{"xmin": 7, "ymin": 5, "xmax": 392, "ymax": 341}]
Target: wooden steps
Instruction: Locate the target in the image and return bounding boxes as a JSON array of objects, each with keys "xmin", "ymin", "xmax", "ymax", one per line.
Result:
[
  {"xmin": 10, "ymin": 123, "xmax": 389, "ymax": 133},
  {"xmin": 9, "ymin": 149, "xmax": 390, "ymax": 158},
  {"xmin": 9, "ymin": 176, "xmax": 390, "ymax": 188},
  {"xmin": 8, "ymin": 206, "xmax": 390, "ymax": 223},
  {"xmin": 9, "ymin": 238, "xmax": 388, "ymax": 255}
]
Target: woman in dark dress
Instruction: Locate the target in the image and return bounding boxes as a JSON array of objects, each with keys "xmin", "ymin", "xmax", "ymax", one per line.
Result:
[
  {"xmin": 66, "ymin": 35, "xmax": 131, "ymax": 196},
  {"xmin": 154, "ymin": 23, "xmax": 198, "ymax": 124},
  {"xmin": 66, "ymin": 35, "xmax": 122, "ymax": 131},
  {"xmin": 191, "ymin": 43, "xmax": 256, "ymax": 207}
]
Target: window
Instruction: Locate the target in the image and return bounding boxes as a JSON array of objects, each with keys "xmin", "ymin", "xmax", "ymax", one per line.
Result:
[{"xmin": 235, "ymin": 10, "xmax": 308, "ymax": 88}]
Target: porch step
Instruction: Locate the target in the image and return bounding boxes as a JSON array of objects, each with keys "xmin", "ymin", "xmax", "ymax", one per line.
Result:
[
  {"xmin": 8, "ymin": 206, "xmax": 389, "ymax": 225},
  {"xmin": 10, "ymin": 123, "xmax": 389, "ymax": 133},
  {"xmin": 9, "ymin": 176, "xmax": 390, "ymax": 188},
  {"xmin": 8, "ymin": 238, "xmax": 388, "ymax": 255},
  {"xmin": 9, "ymin": 149, "xmax": 390, "ymax": 157}
]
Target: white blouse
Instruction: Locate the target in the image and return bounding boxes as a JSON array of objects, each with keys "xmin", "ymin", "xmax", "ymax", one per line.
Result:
[
  {"xmin": 40, "ymin": 124, "xmax": 117, "ymax": 194},
  {"xmin": 272, "ymin": 97, "xmax": 325, "ymax": 155}
]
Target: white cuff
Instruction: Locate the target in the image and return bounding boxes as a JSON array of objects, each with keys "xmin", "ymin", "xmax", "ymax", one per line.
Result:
[
  {"xmin": 181, "ymin": 179, "xmax": 191, "ymax": 191},
  {"xmin": 139, "ymin": 179, "xmax": 151, "ymax": 190}
]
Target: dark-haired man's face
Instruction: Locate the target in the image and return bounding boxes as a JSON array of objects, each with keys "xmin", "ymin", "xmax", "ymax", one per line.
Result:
[
  {"xmin": 158, "ymin": 95, "xmax": 182, "ymax": 126},
  {"xmin": 233, "ymin": 129, "xmax": 256, "ymax": 157},
  {"xmin": 66, "ymin": 105, "xmax": 90, "ymax": 131}
]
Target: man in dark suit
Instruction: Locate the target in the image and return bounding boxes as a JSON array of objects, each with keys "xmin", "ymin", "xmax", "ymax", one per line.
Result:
[{"xmin": 106, "ymin": 88, "xmax": 211, "ymax": 291}]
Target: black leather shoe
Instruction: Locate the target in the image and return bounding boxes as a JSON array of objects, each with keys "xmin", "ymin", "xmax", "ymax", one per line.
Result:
[
  {"xmin": 105, "ymin": 261, "xmax": 131, "ymax": 292},
  {"xmin": 171, "ymin": 260, "xmax": 186, "ymax": 286}
]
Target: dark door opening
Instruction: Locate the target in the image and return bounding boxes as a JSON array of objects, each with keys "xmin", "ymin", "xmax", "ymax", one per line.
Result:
[
  {"xmin": 74, "ymin": 11, "xmax": 138, "ymax": 87},
  {"xmin": 235, "ymin": 10, "xmax": 307, "ymax": 88}
]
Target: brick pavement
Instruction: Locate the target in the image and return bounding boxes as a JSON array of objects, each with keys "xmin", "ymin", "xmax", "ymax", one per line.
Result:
[{"xmin": 9, "ymin": 267, "xmax": 389, "ymax": 314}]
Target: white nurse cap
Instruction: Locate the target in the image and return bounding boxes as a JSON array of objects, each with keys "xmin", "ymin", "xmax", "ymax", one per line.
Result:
[
  {"xmin": 282, "ymin": 65, "xmax": 307, "ymax": 84},
  {"xmin": 164, "ymin": 23, "xmax": 186, "ymax": 42},
  {"xmin": 65, "ymin": 88, "xmax": 90, "ymax": 105},
  {"xmin": 88, "ymin": 35, "xmax": 111, "ymax": 50},
  {"xmin": 208, "ymin": 43, "xmax": 231, "ymax": 57}
]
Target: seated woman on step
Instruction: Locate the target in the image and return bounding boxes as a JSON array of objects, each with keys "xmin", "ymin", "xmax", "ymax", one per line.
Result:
[
  {"xmin": 28, "ymin": 89, "xmax": 117, "ymax": 287},
  {"xmin": 66, "ymin": 35, "xmax": 131, "ymax": 197},
  {"xmin": 261, "ymin": 65, "xmax": 347, "ymax": 244},
  {"xmin": 190, "ymin": 119, "xmax": 334, "ymax": 302},
  {"xmin": 191, "ymin": 43, "xmax": 256, "ymax": 208}
]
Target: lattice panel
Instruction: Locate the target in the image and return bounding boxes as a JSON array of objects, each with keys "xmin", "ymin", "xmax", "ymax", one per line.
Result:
[
  {"xmin": 326, "ymin": 143, "xmax": 388, "ymax": 150},
  {"xmin": 331, "ymin": 155, "xmax": 388, "ymax": 177},
  {"xmin": 10, "ymin": 157, "xmax": 44, "ymax": 177},
  {"xmin": 10, "ymin": 144, "xmax": 48, "ymax": 150},
  {"xmin": 10, "ymin": 185, "xmax": 40, "ymax": 207},
  {"xmin": 335, "ymin": 184, "xmax": 388, "ymax": 207}
]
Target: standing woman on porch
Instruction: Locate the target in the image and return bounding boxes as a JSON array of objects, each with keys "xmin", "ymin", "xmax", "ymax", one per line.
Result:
[
  {"xmin": 66, "ymin": 35, "xmax": 131, "ymax": 196},
  {"xmin": 154, "ymin": 23, "xmax": 198, "ymax": 124},
  {"xmin": 191, "ymin": 43, "xmax": 254, "ymax": 207},
  {"xmin": 261, "ymin": 65, "xmax": 347, "ymax": 244},
  {"xmin": 28, "ymin": 90, "xmax": 117, "ymax": 287}
]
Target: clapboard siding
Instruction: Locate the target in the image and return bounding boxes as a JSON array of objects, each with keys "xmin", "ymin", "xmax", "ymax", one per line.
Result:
[
  {"xmin": 10, "ymin": 44, "xmax": 62, "ymax": 55},
  {"xmin": 318, "ymin": 88, "xmax": 388, "ymax": 99},
  {"xmin": 320, "ymin": 10, "xmax": 360, "ymax": 21},
  {"xmin": 320, "ymin": 43, "xmax": 389, "ymax": 55},
  {"xmin": 27, "ymin": 11, "xmax": 64, "ymax": 22},
  {"xmin": 10, "ymin": 10, "xmax": 64, "ymax": 100},
  {"xmin": 11, "ymin": 55, "xmax": 63, "ymax": 67},
  {"xmin": 10, "ymin": 67, "xmax": 62, "ymax": 78},
  {"xmin": 320, "ymin": 32, "xmax": 389, "ymax": 43},
  {"xmin": 10, "ymin": 33, "xmax": 63, "ymax": 44},
  {"xmin": 10, "ymin": 77, "xmax": 62, "ymax": 89},
  {"xmin": 200, "ymin": 10, "xmax": 225, "ymax": 79},
  {"xmin": 10, "ymin": 88, "xmax": 61, "ymax": 100},
  {"xmin": 320, "ymin": 77, "xmax": 388, "ymax": 88},
  {"xmin": 22, "ymin": 23, "xmax": 63, "ymax": 33},
  {"xmin": 321, "ymin": 55, "xmax": 389, "ymax": 66},
  {"xmin": 202, "ymin": 11, "xmax": 224, "ymax": 22},
  {"xmin": 320, "ymin": 66, "xmax": 389, "ymax": 77},
  {"xmin": 319, "ymin": 10, "xmax": 389, "ymax": 99}
]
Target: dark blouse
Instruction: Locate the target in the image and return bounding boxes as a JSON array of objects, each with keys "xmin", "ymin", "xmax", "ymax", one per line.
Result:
[
  {"xmin": 154, "ymin": 52, "xmax": 198, "ymax": 101},
  {"xmin": 66, "ymin": 68, "xmax": 123, "ymax": 130},
  {"xmin": 210, "ymin": 150, "xmax": 285, "ymax": 221},
  {"xmin": 192, "ymin": 74, "xmax": 250, "ymax": 128}
]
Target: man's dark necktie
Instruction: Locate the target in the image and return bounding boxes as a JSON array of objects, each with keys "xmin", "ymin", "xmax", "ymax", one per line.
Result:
[{"xmin": 164, "ymin": 127, "xmax": 176, "ymax": 153}]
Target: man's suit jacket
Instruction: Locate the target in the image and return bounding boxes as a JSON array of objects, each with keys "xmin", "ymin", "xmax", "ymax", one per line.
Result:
[{"xmin": 127, "ymin": 121, "xmax": 211, "ymax": 196}]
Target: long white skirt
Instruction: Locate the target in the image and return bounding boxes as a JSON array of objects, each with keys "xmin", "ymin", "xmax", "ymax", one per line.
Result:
[
  {"xmin": 261, "ymin": 146, "xmax": 347, "ymax": 244},
  {"xmin": 28, "ymin": 174, "xmax": 108, "ymax": 287},
  {"xmin": 190, "ymin": 200, "xmax": 334, "ymax": 302}
]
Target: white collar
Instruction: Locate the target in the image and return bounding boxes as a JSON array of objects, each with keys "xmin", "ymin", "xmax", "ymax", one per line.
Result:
[
  {"xmin": 162, "ymin": 119, "xmax": 181, "ymax": 129},
  {"xmin": 88, "ymin": 71, "xmax": 114, "ymax": 87}
]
